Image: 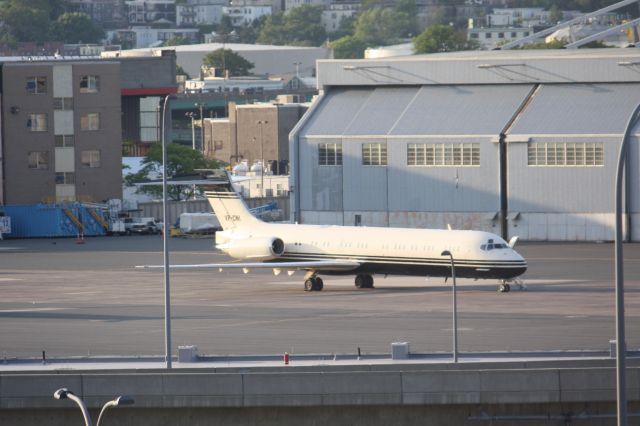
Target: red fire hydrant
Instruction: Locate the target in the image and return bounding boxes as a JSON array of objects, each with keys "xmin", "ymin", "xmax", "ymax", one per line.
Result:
[{"xmin": 284, "ymin": 352, "xmax": 290, "ymax": 365}]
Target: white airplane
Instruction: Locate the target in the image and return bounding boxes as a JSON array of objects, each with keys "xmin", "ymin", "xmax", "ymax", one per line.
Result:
[{"xmin": 140, "ymin": 175, "xmax": 527, "ymax": 293}]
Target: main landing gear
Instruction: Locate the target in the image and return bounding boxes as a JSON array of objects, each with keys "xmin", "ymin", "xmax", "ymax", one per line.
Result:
[
  {"xmin": 303, "ymin": 273, "xmax": 375, "ymax": 292},
  {"xmin": 304, "ymin": 272, "xmax": 324, "ymax": 292},
  {"xmin": 498, "ymin": 278, "xmax": 526, "ymax": 293},
  {"xmin": 355, "ymin": 273, "xmax": 374, "ymax": 289}
]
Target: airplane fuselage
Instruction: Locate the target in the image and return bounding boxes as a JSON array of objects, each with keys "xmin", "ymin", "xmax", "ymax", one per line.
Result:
[{"xmin": 216, "ymin": 222, "xmax": 527, "ymax": 280}]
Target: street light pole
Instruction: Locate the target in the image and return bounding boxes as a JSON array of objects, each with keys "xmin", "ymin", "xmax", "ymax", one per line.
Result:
[
  {"xmin": 162, "ymin": 94, "xmax": 174, "ymax": 369},
  {"xmin": 54, "ymin": 388, "xmax": 92, "ymax": 426},
  {"xmin": 96, "ymin": 396, "xmax": 135, "ymax": 426},
  {"xmin": 257, "ymin": 120, "xmax": 267, "ymax": 198},
  {"xmin": 613, "ymin": 103, "xmax": 640, "ymax": 426},
  {"xmin": 441, "ymin": 250, "xmax": 458, "ymax": 363},
  {"xmin": 54, "ymin": 388, "xmax": 134, "ymax": 426}
]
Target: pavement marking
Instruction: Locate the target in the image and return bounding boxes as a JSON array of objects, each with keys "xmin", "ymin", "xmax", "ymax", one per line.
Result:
[
  {"xmin": 0, "ymin": 278, "xmax": 24, "ymax": 282},
  {"xmin": 0, "ymin": 307, "xmax": 67, "ymax": 313}
]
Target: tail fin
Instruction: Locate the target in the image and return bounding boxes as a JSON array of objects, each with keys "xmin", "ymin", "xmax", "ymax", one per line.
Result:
[{"xmin": 205, "ymin": 190, "xmax": 262, "ymax": 230}]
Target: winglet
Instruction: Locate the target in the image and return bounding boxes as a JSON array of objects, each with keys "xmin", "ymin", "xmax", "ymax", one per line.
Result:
[{"xmin": 508, "ymin": 236, "xmax": 519, "ymax": 248}]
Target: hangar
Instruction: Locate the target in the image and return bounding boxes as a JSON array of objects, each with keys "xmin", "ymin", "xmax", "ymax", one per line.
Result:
[{"xmin": 289, "ymin": 48, "xmax": 640, "ymax": 241}]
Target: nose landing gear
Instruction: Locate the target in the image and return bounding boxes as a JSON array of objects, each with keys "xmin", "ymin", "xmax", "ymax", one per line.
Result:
[{"xmin": 498, "ymin": 278, "xmax": 525, "ymax": 293}]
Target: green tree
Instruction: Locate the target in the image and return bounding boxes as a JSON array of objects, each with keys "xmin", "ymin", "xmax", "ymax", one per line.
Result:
[
  {"xmin": 258, "ymin": 5, "xmax": 326, "ymax": 46},
  {"xmin": 283, "ymin": 5, "xmax": 326, "ymax": 46},
  {"xmin": 176, "ymin": 64, "xmax": 191, "ymax": 79},
  {"xmin": 354, "ymin": 8, "xmax": 415, "ymax": 46},
  {"xmin": 50, "ymin": 12, "xmax": 104, "ymax": 44},
  {"xmin": 0, "ymin": 0, "xmax": 78, "ymax": 43},
  {"xmin": 328, "ymin": 14, "xmax": 356, "ymax": 40},
  {"xmin": 413, "ymin": 24, "xmax": 476, "ymax": 54},
  {"xmin": 124, "ymin": 144, "xmax": 222, "ymax": 201},
  {"xmin": 161, "ymin": 35, "xmax": 191, "ymax": 46},
  {"xmin": 236, "ymin": 17, "xmax": 266, "ymax": 44},
  {"xmin": 0, "ymin": 3, "xmax": 50, "ymax": 43},
  {"xmin": 257, "ymin": 12, "xmax": 287, "ymax": 45},
  {"xmin": 202, "ymin": 48, "xmax": 254, "ymax": 76},
  {"xmin": 217, "ymin": 15, "xmax": 235, "ymax": 40},
  {"xmin": 331, "ymin": 35, "xmax": 367, "ymax": 59},
  {"xmin": 549, "ymin": 4, "xmax": 563, "ymax": 24}
]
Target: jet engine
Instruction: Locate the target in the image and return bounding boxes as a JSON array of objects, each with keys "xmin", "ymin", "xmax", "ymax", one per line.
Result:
[{"xmin": 222, "ymin": 236, "xmax": 285, "ymax": 260}]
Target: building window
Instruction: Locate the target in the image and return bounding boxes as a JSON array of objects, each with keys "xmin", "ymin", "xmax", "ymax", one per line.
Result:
[
  {"xmin": 527, "ymin": 142, "xmax": 604, "ymax": 166},
  {"xmin": 81, "ymin": 150, "xmax": 101, "ymax": 168},
  {"xmin": 27, "ymin": 113, "xmax": 48, "ymax": 132},
  {"xmin": 80, "ymin": 113, "xmax": 100, "ymax": 130},
  {"xmin": 362, "ymin": 143, "xmax": 387, "ymax": 166},
  {"xmin": 26, "ymin": 76, "xmax": 47, "ymax": 94},
  {"xmin": 318, "ymin": 143, "xmax": 342, "ymax": 166},
  {"xmin": 28, "ymin": 151, "xmax": 49, "ymax": 169},
  {"xmin": 55, "ymin": 135, "xmax": 75, "ymax": 147},
  {"xmin": 53, "ymin": 97, "xmax": 74, "ymax": 110},
  {"xmin": 407, "ymin": 143, "xmax": 480, "ymax": 167},
  {"xmin": 80, "ymin": 75, "xmax": 100, "ymax": 93},
  {"xmin": 55, "ymin": 172, "xmax": 75, "ymax": 184}
]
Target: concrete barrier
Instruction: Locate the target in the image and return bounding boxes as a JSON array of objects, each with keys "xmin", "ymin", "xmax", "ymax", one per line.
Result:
[{"xmin": 1, "ymin": 361, "xmax": 639, "ymax": 425}]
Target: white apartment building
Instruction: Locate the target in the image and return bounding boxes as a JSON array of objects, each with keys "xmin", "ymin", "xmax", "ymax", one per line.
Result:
[
  {"xmin": 126, "ymin": 0, "xmax": 176, "ymax": 24},
  {"xmin": 177, "ymin": 0, "xmax": 226, "ymax": 26},
  {"xmin": 486, "ymin": 7, "xmax": 549, "ymax": 27},
  {"xmin": 285, "ymin": 0, "xmax": 330, "ymax": 11},
  {"xmin": 222, "ymin": 4, "xmax": 272, "ymax": 25},
  {"xmin": 108, "ymin": 27, "xmax": 200, "ymax": 48},
  {"xmin": 467, "ymin": 26, "xmax": 533, "ymax": 49},
  {"xmin": 321, "ymin": 2, "xmax": 358, "ymax": 32}
]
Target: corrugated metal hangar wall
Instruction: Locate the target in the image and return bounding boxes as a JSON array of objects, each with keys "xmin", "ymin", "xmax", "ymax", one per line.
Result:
[{"xmin": 289, "ymin": 49, "xmax": 640, "ymax": 241}]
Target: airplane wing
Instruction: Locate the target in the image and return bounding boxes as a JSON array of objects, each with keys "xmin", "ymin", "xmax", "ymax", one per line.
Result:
[{"xmin": 136, "ymin": 260, "xmax": 360, "ymax": 275}]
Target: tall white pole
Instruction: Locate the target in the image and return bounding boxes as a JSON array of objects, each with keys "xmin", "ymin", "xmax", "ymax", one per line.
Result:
[
  {"xmin": 442, "ymin": 250, "xmax": 458, "ymax": 363},
  {"xmin": 162, "ymin": 94, "xmax": 173, "ymax": 369},
  {"xmin": 613, "ymin": 103, "xmax": 640, "ymax": 425}
]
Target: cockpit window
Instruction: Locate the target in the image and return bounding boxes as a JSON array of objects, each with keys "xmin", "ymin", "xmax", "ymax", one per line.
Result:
[{"xmin": 480, "ymin": 239, "xmax": 508, "ymax": 251}]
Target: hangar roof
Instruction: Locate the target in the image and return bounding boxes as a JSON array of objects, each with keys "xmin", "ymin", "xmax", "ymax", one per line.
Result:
[
  {"xmin": 304, "ymin": 85, "xmax": 537, "ymax": 137},
  {"xmin": 509, "ymin": 83, "xmax": 640, "ymax": 135},
  {"xmin": 317, "ymin": 48, "xmax": 640, "ymax": 88}
]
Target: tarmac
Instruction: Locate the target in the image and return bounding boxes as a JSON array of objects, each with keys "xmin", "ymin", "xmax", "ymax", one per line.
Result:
[{"xmin": 1, "ymin": 236, "xmax": 640, "ymax": 362}]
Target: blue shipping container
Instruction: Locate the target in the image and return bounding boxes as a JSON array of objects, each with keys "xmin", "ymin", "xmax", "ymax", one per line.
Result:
[{"xmin": 3, "ymin": 203, "xmax": 107, "ymax": 238}]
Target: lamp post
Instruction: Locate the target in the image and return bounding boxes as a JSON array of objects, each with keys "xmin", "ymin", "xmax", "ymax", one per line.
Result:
[
  {"xmin": 96, "ymin": 395, "xmax": 135, "ymax": 426},
  {"xmin": 441, "ymin": 250, "xmax": 458, "ymax": 363},
  {"xmin": 613, "ymin": 103, "xmax": 640, "ymax": 426},
  {"xmin": 54, "ymin": 388, "xmax": 92, "ymax": 426},
  {"xmin": 54, "ymin": 388, "xmax": 134, "ymax": 426},
  {"xmin": 162, "ymin": 94, "xmax": 175, "ymax": 369},
  {"xmin": 256, "ymin": 120, "xmax": 267, "ymax": 198}
]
